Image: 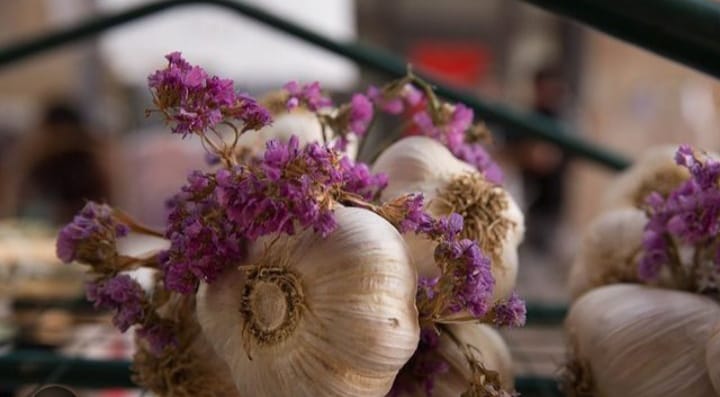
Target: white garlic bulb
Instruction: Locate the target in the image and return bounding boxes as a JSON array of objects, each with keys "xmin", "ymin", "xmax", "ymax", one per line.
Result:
[
  {"xmin": 196, "ymin": 206, "xmax": 420, "ymax": 397},
  {"xmin": 429, "ymin": 324, "xmax": 514, "ymax": 397},
  {"xmin": 568, "ymin": 208, "xmax": 647, "ymax": 299},
  {"xmin": 564, "ymin": 284, "xmax": 720, "ymax": 397},
  {"xmin": 372, "ymin": 136, "xmax": 524, "ymax": 301},
  {"xmin": 602, "ymin": 145, "xmax": 689, "ymax": 210},
  {"xmin": 236, "ymin": 107, "xmax": 326, "ymax": 154},
  {"xmin": 706, "ymin": 327, "xmax": 720, "ymax": 395}
]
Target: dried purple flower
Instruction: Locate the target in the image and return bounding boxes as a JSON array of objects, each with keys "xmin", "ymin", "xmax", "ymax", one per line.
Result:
[
  {"xmin": 492, "ymin": 292, "xmax": 527, "ymax": 327},
  {"xmin": 56, "ymin": 202, "xmax": 128, "ymax": 265},
  {"xmin": 283, "ymin": 81, "xmax": 332, "ymax": 111},
  {"xmin": 86, "ymin": 275, "xmax": 145, "ymax": 332},
  {"xmin": 162, "ymin": 171, "xmax": 247, "ymax": 294},
  {"xmin": 148, "ymin": 52, "xmax": 271, "ymax": 136},
  {"xmin": 137, "ymin": 323, "xmax": 176, "ymax": 354},
  {"xmin": 367, "ymin": 84, "xmax": 423, "ymax": 115},
  {"xmin": 348, "ymin": 93, "xmax": 374, "ymax": 136}
]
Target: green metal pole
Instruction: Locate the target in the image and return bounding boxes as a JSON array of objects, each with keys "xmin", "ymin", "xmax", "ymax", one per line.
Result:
[
  {"xmin": 522, "ymin": 0, "xmax": 720, "ymax": 78},
  {"xmin": 0, "ymin": 0, "xmax": 629, "ymax": 170}
]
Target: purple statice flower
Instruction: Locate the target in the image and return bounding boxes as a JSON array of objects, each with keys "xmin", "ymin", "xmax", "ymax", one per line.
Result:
[
  {"xmin": 432, "ymin": 213, "xmax": 464, "ymax": 240},
  {"xmin": 339, "ymin": 157, "xmax": 388, "ymax": 201},
  {"xmin": 283, "ymin": 81, "xmax": 332, "ymax": 111},
  {"xmin": 451, "ymin": 143, "xmax": 504, "ymax": 184},
  {"xmin": 137, "ymin": 323, "xmax": 176, "ymax": 355},
  {"xmin": 639, "ymin": 145, "xmax": 720, "ymax": 284},
  {"xmin": 218, "ymin": 137, "xmax": 337, "ymax": 239},
  {"xmin": 367, "ymin": 84, "xmax": 424, "ymax": 115},
  {"xmin": 492, "ymin": 292, "xmax": 526, "ymax": 327},
  {"xmin": 86, "ymin": 275, "xmax": 145, "ymax": 332},
  {"xmin": 444, "ymin": 239, "xmax": 495, "ymax": 317},
  {"xmin": 411, "ymin": 103, "xmax": 503, "ymax": 184},
  {"xmin": 218, "ymin": 136, "xmax": 387, "ymax": 241},
  {"xmin": 56, "ymin": 202, "xmax": 128, "ymax": 265},
  {"xmin": 378, "ymin": 194, "xmax": 434, "ymax": 233},
  {"xmin": 148, "ymin": 52, "xmax": 271, "ymax": 136},
  {"xmin": 348, "ymin": 94, "xmax": 374, "ymax": 136},
  {"xmin": 230, "ymin": 93, "xmax": 272, "ymax": 132},
  {"xmin": 162, "ymin": 171, "xmax": 247, "ymax": 294}
]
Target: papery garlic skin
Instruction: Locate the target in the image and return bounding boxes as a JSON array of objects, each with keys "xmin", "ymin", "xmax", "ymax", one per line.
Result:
[
  {"xmin": 706, "ymin": 327, "xmax": 720, "ymax": 395},
  {"xmin": 569, "ymin": 208, "xmax": 647, "ymax": 299},
  {"xmin": 430, "ymin": 324, "xmax": 514, "ymax": 397},
  {"xmin": 602, "ymin": 145, "xmax": 689, "ymax": 210},
  {"xmin": 196, "ymin": 206, "xmax": 420, "ymax": 397},
  {"xmin": 565, "ymin": 284, "xmax": 720, "ymax": 397},
  {"xmin": 236, "ymin": 109, "xmax": 326, "ymax": 155},
  {"xmin": 373, "ymin": 137, "xmax": 524, "ymax": 301}
]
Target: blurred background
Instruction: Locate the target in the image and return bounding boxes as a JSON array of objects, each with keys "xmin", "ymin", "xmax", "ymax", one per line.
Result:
[{"xmin": 0, "ymin": 0, "xmax": 719, "ymax": 395}]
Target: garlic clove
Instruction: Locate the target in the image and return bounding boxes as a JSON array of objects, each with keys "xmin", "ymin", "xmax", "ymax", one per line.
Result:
[
  {"xmin": 373, "ymin": 137, "xmax": 524, "ymax": 301},
  {"xmin": 196, "ymin": 206, "xmax": 420, "ymax": 397},
  {"xmin": 602, "ymin": 145, "xmax": 689, "ymax": 210},
  {"xmin": 564, "ymin": 284, "xmax": 720, "ymax": 397},
  {"xmin": 569, "ymin": 208, "xmax": 647, "ymax": 299}
]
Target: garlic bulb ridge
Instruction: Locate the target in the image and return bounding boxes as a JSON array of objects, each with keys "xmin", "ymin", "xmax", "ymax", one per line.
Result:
[{"xmin": 196, "ymin": 206, "xmax": 420, "ymax": 397}]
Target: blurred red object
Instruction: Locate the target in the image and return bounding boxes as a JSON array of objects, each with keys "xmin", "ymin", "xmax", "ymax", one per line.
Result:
[{"xmin": 408, "ymin": 41, "xmax": 491, "ymax": 86}]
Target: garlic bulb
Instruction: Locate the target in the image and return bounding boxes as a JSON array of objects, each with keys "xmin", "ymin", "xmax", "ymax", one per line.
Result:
[
  {"xmin": 236, "ymin": 107, "xmax": 326, "ymax": 155},
  {"xmin": 564, "ymin": 284, "xmax": 720, "ymax": 397},
  {"xmin": 372, "ymin": 136, "xmax": 524, "ymax": 301},
  {"xmin": 568, "ymin": 208, "xmax": 647, "ymax": 299},
  {"xmin": 235, "ymin": 92, "xmax": 358, "ymax": 159},
  {"xmin": 706, "ymin": 327, "xmax": 720, "ymax": 395},
  {"xmin": 427, "ymin": 324, "xmax": 513, "ymax": 397},
  {"xmin": 133, "ymin": 293, "xmax": 240, "ymax": 397},
  {"xmin": 602, "ymin": 145, "xmax": 689, "ymax": 210},
  {"xmin": 196, "ymin": 206, "xmax": 420, "ymax": 397}
]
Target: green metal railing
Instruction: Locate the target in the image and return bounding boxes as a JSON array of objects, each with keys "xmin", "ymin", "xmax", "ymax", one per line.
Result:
[
  {"xmin": 0, "ymin": 351, "xmax": 563, "ymax": 395},
  {"xmin": 524, "ymin": 0, "xmax": 720, "ymax": 79},
  {"xmin": 0, "ymin": 0, "xmax": 630, "ymax": 170}
]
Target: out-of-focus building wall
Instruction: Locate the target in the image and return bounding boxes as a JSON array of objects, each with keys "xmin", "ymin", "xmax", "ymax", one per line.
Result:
[{"xmin": 568, "ymin": 31, "xmax": 720, "ymax": 228}]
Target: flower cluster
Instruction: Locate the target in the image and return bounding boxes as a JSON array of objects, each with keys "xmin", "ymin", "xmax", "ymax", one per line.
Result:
[
  {"xmin": 490, "ymin": 292, "xmax": 527, "ymax": 327},
  {"xmin": 369, "ymin": 80, "xmax": 503, "ymax": 184},
  {"xmin": 367, "ymin": 83, "xmax": 423, "ymax": 115},
  {"xmin": 413, "ymin": 213, "xmax": 497, "ymax": 321},
  {"xmin": 56, "ymin": 202, "xmax": 129, "ymax": 266},
  {"xmin": 217, "ymin": 136, "xmax": 387, "ymax": 240},
  {"xmin": 148, "ymin": 52, "xmax": 271, "ymax": 136},
  {"xmin": 57, "ymin": 52, "xmax": 523, "ymax": 394},
  {"xmin": 86, "ymin": 275, "xmax": 145, "ymax": 332},
  {"xmin": 162, "ymin": 171, "xmax": 247, "ymax": 294},
  {"xmin": 639, "ymin": 145, "xmax": 720, "ymax": 295},
  {"xmin": 284, "ymin": 81, "xmax": 333, "ymax": 112}
]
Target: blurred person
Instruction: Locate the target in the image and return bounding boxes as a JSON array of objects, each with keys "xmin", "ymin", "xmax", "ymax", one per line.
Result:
[
  {"xmin": 1, "ymin": 103, "xmax": 111, "ymax": 224},
  {"xmin": 512, "ymin": 65, "xmax": 570, "ymax": 251}
]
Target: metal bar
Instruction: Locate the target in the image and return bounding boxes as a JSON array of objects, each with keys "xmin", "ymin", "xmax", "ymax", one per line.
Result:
[
  {"xmin": 0, "ymin": 351, "xmax": 134, "ymax": 388},
  {"xmin": 0, "ymin": 350, "xmax": 561, "ymax": 394},
  {"xmin": 522, "ymin": 0, "xmax": 720, "ymax": 78},
  {"xmin": 0, "ymin": 0, "xmax": 629, "ymax": 170}
]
